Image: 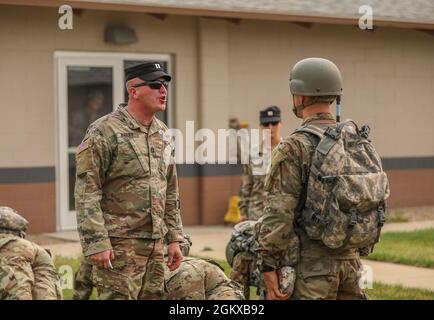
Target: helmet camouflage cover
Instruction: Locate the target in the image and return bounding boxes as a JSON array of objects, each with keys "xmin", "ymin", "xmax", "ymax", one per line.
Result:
[
  {"xmin": 0, "ymin": 207, "xmax": 29, "ymax": 235},
  {"xmin": 179, "ymin": 234, "xmax": 192, "ymax": 257},
  {"xmin": 225, "ymin": 220, "xmax": 256, "ymax": 267}
]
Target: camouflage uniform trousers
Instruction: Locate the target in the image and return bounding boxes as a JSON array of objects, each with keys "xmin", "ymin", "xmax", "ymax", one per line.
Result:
[
  {"xmin": 291, "ymin": 257, "xmax": 368, "ymax": 300},
  {"xmin": 73, "ymin": 257, "xmax": 93, "ymax": 300},
  {"xmin": 92, "ymin": 237, "xmax": 165, "ymax": 300},
  {"xmin": 165, "ymin": 257, "xmax": 244, "ymax": 300},
  {"xmin": 230, "ymin": 251, "xmax": 254, "ymax": 299}
]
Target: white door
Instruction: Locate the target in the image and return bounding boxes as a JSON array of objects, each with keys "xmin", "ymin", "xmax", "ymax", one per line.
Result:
[{"xmin": 55, "ymin": 52, "xmax": 172, "ymax": 231}]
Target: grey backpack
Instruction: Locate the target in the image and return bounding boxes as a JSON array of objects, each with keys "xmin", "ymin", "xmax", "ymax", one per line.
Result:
[{"xmin": 295, "ymin": 120, "xmax": 390, "ymax": 250}]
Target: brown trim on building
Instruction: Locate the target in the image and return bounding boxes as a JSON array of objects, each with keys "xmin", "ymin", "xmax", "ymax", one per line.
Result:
[
  {"xmin": 177, "ymin": 164, "xmax": 243, "ymax": 177},
  {"xmin": 196, "ymin": 169, "xmax": 434, "ymax": 224},
  {"xmin": 200, "ymin": 175, "xmax": 242, "ymax": 225},
  {"xmin": 178, "ymin": 176, "xmax": 201, "ymax": 225},
  {"xmin": 386, "ymin": 169, "xmax": 434, "ymax": 208},
  {"xmin": 2, "ymin": 1, "xmax": 434, "ymax": 30},
  {"xmin": 0, "ymin": 182, "xmax": 56, "ymax": 234}
]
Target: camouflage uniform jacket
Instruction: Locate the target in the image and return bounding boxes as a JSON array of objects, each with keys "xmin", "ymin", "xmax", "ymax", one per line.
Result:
[
  {"xmin": 75, "ymin": 105, "xmax": 183, "ymax": 256},
  {"xmin": 238, "ymin": 141, "xmax": 274, "ymax": 220},
  {"xmin": 255, "ymin": 113, "xmax": 358, "ymax": 271},
  {"xmin": 0, "ymin": 233, "xmax": 62, "ymax": 300},
  {"xmin": 164, "ymin": 257, "xmax": 244, "ymax": 300}
]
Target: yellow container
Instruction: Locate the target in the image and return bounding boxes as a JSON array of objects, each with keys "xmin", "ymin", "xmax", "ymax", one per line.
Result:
[{"xmin": 224, "ymin": 196, "xmax": 241, "ymax": 224}]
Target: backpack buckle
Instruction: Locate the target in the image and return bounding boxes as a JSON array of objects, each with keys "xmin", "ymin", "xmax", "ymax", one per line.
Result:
[
  {"xmin": 311, "ymin": 212, "xmax": 322, "ymax": 224},
  {"xmin": 348, "ymin": 209, "xmax": 357, "ymax": 228},
  {"xmin": 311, "ymin": 211, "xmax": 329, "ymax": 227},
  {"xmin": 324, "ymin": 127, "xmax": 340, "ymax": 140},
  {"xmin": 359, "ymin": 124, "xmax": 371, "ymax": 139},
  {"xmin": 377, "ymin": 204, "xmax": 386, "ymax": 227}
]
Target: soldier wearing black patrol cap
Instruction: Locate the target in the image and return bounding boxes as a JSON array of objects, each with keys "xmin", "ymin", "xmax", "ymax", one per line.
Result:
[
  {"xmin": 125, "ymin": 62, "xmax": 171, "ymax": 82},
  {"xmin": 231, "ymin": 105, "xmax": 283, "ymax": 299},
  {"xmin": 238, "ymin": 105, "xmax": 283, "ymax": 222},
  {"xmin": 74, "ymin": 61, "xmax": 184, "ymax": 300},
  {"xmin": 259, "ymin": 106, "xmax": 282, "ymax": 146},
  {"xmin": 260, "ymin": 106, "xmax": 281, "ymax": 124}
]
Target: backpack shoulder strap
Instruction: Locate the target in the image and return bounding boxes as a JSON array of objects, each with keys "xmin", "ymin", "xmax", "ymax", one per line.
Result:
[
  {"xmin": 291, "ymin": 125, "xmax": 324, "ymax": 225},
  {"xmin": 293, "ymin": 124, "xmax": 323, "ymax": 143},
  {"xmin": 312, "ymin": 119, "xmax": 358, "ymax": 156},
  {"xmin": 294, "ymin": 125, "xmax": 324, "ymax": 136}
]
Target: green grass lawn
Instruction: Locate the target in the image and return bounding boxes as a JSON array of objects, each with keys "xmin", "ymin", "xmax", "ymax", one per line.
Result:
[
  {"xmin": 366, "ymin": 228, "xmax": 434, "ymax": 268},
  {"xmin": 55, "ymin": 255, "xmax": 434, "ymax": 300},
  {"xmin": 366, "ymin": 282, "xmax": 434, "ymax": 300},
  {"xmin": 55, "ymin": 256, "xmax": 97, "ymax": 300}
]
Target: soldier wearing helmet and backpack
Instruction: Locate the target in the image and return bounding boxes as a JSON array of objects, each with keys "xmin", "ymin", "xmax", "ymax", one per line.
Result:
[
  {"xmin": 0, "ymin": 207, "xmax": 62, "ymax": 300},
  {"xmin": 255, "ymin": 57, "xmax": 390, "ymax": 300}
]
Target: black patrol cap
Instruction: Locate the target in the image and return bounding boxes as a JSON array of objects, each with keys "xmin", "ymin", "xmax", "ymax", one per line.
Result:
[
  {"xmin": 260, "ymin": 106, "xmax": 281, "ymax": 124},
  {"xmin": 125, "ymin": 62, "xmax": 171, "ymax": 82}
]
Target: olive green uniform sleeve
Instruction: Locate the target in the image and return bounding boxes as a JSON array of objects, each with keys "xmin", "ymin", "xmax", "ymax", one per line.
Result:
[
  {"xmin": 163, "ymin": 152, "xmax": 184, "ymax": 244},
  {"xmin": 75, "ymin": 129, "xmax": 112, "ymax": 256},
  {"xmin": 32, "ymin": 245, "xmax": 62, "ymax": 300},
  {"xmin": 238, "ymin": 164, "xmax": 253, "ymax": 216},
  {"xmin": 255, "ymin": 139, "xmax": 307, "ymax": 271}
]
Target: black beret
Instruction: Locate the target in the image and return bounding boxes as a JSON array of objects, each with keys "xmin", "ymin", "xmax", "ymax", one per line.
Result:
[
  {"xmin": 260, "ymin": 106, "xmax": 281, "ymax": 124},
  {"xmin": 125, "ymin": 62, "xmax": 171, "ymax": 82}
]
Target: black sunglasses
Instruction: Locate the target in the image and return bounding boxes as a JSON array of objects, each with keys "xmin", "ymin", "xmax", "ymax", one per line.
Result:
[
  {"xmin": 131, "ymin": 80, "xmax": 169, "ymax": 90},
  {"xmin": 261, "ymin": 121, "xmax": 280, "ymax": 127}
]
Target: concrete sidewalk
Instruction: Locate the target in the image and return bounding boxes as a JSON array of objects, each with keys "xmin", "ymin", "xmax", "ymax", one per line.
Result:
[
  {"xmin": 361, "ymin": 260, "xmax": 434, "ymax": 291},
  {"xmin": 34, "ymin": 221, "xmax": 434, "ymax": 292},
  {"xmin": 36, "ymin": 225, "xmax": 234, "ymax": 260}
]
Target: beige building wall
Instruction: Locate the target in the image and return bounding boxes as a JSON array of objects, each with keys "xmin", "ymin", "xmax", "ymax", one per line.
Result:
[
  {"xmin": 1, "ymin": 6, "xmax": 432, "ymax": 167},
  {"xmin": 226, "ymin": 20, "xmax": 434, "ymax": 158},
  {"xmin": 198, "ymin": 18, "xmax": 231, "ymax": 131},
  {"xmin": 0, "ymin": 5, "xmax": 199, "ymax": 168}
]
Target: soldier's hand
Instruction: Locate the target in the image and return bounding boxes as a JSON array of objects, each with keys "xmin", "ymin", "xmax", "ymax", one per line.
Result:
[
  {"xmin": 263, "ymin": 271, "xmax": 288, "ymax": 300},
  {"xmin": 239, "ymin": 214, "xmax": 248, "ymax": 222},
  {"xmin": 167, "ymin": 242, "xmax": 183, "ymax": 271},
  {"xmin": 90, "ymin": 249, "xmax": 114, "ymax": 270}
]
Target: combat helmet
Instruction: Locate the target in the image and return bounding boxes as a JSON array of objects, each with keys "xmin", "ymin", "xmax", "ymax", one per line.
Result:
[
  {"xmin": 290, "ymin": 57, "xmax": 343, "ymax": 96},
  {"xmin": 0, "ymin": 207, "xmax": 29, "ymax": 238},
  {"xmin": 179, "ymin": 234, "xmax": 192, "ymax": 257},
  {"xmin": 225, "ymin": 220, "xmax": 256, "ymax": 267},
  {"xmin": 289, "ymin": 57, "xmax": 343, "ymax": 117}
]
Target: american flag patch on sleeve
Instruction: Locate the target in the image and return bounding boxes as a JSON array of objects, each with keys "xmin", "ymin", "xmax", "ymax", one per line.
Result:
[{"xmin": 76, "ymin": 140, "xmax": 90, "ymax": 154}]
